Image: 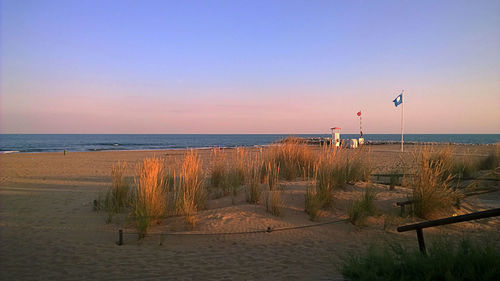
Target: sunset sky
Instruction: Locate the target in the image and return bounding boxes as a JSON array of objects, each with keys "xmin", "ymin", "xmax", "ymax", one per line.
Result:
[{"xmin": 1, "ymin": 0, "xmax": 499, "ymax": 134}]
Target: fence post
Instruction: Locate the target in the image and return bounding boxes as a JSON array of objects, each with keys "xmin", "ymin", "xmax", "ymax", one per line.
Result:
[
  {"xmin": 117, "ymin": 229, "xmax": 123, "ymax": 246},
  {"xmin": 416, "ymin": 228, "xmax": 426, "ymax": 255}
]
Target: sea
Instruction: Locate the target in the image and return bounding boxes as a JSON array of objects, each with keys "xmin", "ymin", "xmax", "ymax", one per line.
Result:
[{"xmin": 0, "ymin": 134, "xmax": 499, "ymax": 154}]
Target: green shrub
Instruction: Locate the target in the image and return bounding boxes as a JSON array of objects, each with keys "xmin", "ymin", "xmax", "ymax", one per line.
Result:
[{"xmin": 341, "ymin": 238, "xmax": 500, "ymax": 281}]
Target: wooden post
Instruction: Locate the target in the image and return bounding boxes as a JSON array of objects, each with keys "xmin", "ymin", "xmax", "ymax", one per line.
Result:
[
  {"xmin": 117, "ymin": 229, "xmax": 123, "ymax": 246},
  {"xmin": 416, "ymin": 228, "xmax": 426, "ymax": 254}
]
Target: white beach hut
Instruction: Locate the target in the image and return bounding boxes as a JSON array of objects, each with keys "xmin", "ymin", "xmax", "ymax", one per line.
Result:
[{"xmin": 330, "ymin": 127, "xmax": 341, "ymax": 147}]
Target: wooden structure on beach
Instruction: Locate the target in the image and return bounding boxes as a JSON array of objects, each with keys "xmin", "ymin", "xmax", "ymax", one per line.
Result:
[{"xmin": 330, "ymin": 127, "xmax": 341, "ymax": 147}]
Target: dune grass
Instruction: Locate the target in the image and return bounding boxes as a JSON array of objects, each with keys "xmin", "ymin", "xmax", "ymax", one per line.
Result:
[
  {"xmin": 108, "ymin": 162, "xmax": 130, "ymax": 212},
  {"xmin": 348, "ymin": 187, "xmax": 376, "ymax": 225},
  {"xmin": 266, "ymin": 137, "xmax": 315, "ymax": 180},
  {"xmin": 94, "ymin": 161, "xmax": 130, "ymax": 222},
  {"xmin": 132, "ymin": 157, "xmax": 167, "ymax": 237},
  {"xmin": 265, "ymin": 190, "xmax": 282, "ymax": 216},
  {"xmin": 313, "ymin": 148, "xmax": 371, "ymax": 208},
  {"xmin": 341, "ymin": 238, "xmax": 500, "ymax": 281},
  {"xmin": 480, "ymin": 143, "xmax": 500, "ymax": 171},
  {"xmin": 209, "ymin": 147, "xmax": 227, "ymax": 191},
  {"xmin": 231, "ymin": 147, "xmax": 248, "ymax": 186},
  {"xmin": 209, "ymin": 147, "xmax": 248, "ymax": 198},
  {"xmin": 411, "ymin": 148, "xmax": 461, "ymax": 219},
  {"xmin": 246, "ymin": 156, "xmax": 263, "ymax": 204},
  {"xmin": 174, "ymin": 150, "xmax": 207, "ymax": 228},
  {"xmin": 305, "ymin": 182, "xmax": 321, "ymax": 221},
  {"xmin": 264, "ymin": 160, "xmax": 280, "ymax": 190}
]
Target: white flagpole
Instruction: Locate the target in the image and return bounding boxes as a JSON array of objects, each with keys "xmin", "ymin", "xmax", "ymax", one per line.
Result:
[
  {"xmin": 401, "ymin": 90, "xmax": 404, "ymax": 152},
  {"xmin": 359, "ymin": 111, "xmax": 362, "ymax": 138}
]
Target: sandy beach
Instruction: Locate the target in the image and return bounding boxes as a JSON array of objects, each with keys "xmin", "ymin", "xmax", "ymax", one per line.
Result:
[{"xmin": 1, "ymin": 144, "xmax": 499, "ymax": 281}]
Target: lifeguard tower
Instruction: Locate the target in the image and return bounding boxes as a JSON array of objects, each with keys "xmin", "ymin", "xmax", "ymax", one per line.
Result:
[{"xmin": 330, "ymin": 127, "xmax": 341, "ymax": 148}]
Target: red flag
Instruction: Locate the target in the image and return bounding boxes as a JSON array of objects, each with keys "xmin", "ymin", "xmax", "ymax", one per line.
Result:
[{"xmin": 357, "ymin": 111, "xmax": 361, "ymax": 116}]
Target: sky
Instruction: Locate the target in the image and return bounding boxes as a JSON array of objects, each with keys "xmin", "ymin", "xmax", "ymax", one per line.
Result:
[{"xmin": 1, "ymin": 0, "xmax": 499, "ymax": 134}]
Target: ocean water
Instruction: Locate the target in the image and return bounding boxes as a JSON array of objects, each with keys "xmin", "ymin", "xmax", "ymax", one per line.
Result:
[{"xmin": 0, "ymin": 134, "xmax": 499, "ymax": 153}]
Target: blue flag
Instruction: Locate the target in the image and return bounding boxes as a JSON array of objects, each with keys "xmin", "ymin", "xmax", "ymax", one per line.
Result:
[{"xmin": 393, "ymin": 93, "xmax": 403, "ymax": 107}]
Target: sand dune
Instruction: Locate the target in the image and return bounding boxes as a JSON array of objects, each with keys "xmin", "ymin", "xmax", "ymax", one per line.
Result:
[{"xmin": 1, "ymin": 145, "xmax": 498, "ymax": 280}]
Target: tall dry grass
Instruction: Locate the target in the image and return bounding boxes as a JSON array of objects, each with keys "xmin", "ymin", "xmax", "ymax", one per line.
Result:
[
  {"xmin": 266, "ymin": 137, "xmax": 315, "ymax": 180},
  {"xmin": 313, "ymin": 147, "xmax": 371, "ymax": 208},
  {"xmin": 174, "ymin": 151, "xmax": 207, "ymax": 228},
  {"xmin": 411, "ymin": 148, "xmax": 461, "ymax": 219},
  {"xmin": 132, "ymin": 157, "xmax": 168, "ymax": 237},
  {"xmin": 265, "ymin": 190, "xmax": 282, "ymax": 216},
  {"xmin": 209, "ymin": 147, "xmax": 248, "ymax": 198},
  {"xmin": 231, "ymin": 147, "xmax": 248, "ymax": 186},
  {"xmin": 264, "ymin": 160, "xmax": 280, "ymax": 190},
  {"xmin": 246, "ymin": 156, "xmax": 263, "ymax": 204},
  {"xmin": 209, "ymin": 147, "xmax": 227, "ymax": 190}
]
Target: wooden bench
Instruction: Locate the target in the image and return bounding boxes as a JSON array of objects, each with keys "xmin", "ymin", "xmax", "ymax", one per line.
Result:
[{"xmin": 396, "ymin": 200, "xmax": 414, "ymax": 216}]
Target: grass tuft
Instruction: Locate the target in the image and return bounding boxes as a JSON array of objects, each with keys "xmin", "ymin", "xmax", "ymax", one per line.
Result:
[
  {"xmin": 246, "ymin": 157, "xmax": 263, "ymax": 204},
  {"xmin": 264, "ymin": 160, "xmax": 280, "ymax": 190},
  {"xmin": 480, "ymin": 143, "xmax": 500, "ymax": 171},
  {"xmin": 341, "ymin": 238, "xmax": 500, "ymax": 281},
  {"xmin": 411, "ymin": 148, "xmax": 461, "ymax": 219},
  {"xmin": 174, "ymin": 151, "xmax": 206, "ymax": 228},
  {"xmin": 209, "ymin": 147, "xmax": 227, "ymax": 190},
  {"xmin": 348, "ymin": 187, "xmax": 376, "ymax": 225},
  {"xmin": 264, "ymin": 190, "xmax": 282, "ymax": 216},
  {"xmin": 305, "ymin": 183, "xmax": 321, "ymax": 221},
  {"xmin": 132, "ymin": 157, "xmax": 167, "ymax": 237},
  {"xmin": 266, "ymin": 137, "xmax": 315, "ymax": 180}
]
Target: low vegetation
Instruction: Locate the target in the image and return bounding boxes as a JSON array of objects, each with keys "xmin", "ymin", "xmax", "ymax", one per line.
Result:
[
  {"xmin": 94, "ymin": 162, "xmax": 130, "ymax": 222},
  {"xmin": 348, "ymin": 187, "xmax": 376, "ymax": 225},
  {"xmin": 304, "ymin": 183, "xmax": 321, "ymax": 221},
  {"xmin": 479, "ymin": 143, "xmax": 500, "ymax": 171},
  {"xmin": 341, "ymin": 238, "xmax": 500, "ymax": 281}
]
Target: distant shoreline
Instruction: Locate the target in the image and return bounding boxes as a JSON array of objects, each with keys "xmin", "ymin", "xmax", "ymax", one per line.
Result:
[
  {"xmin": 1, "ymin": 134, "xmax": 498, "ymax": 154},
  {"xmin": 1, "ymin": 142, "xmax": 496, "ymax": 155}
]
